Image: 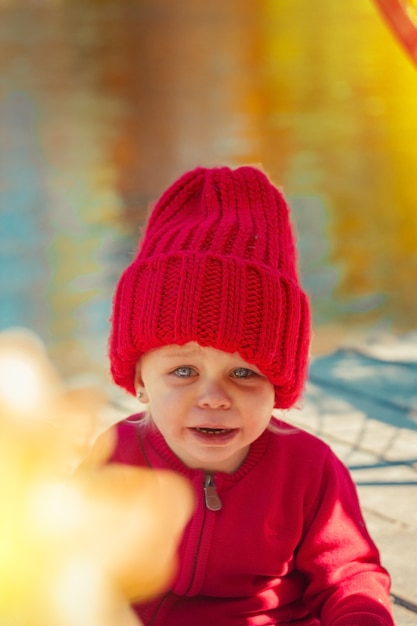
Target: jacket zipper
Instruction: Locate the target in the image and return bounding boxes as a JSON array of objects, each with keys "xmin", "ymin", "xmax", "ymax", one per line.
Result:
[
  {"xmin": 149, "ymin": 473, "xmax": 221, "ymax": 622},
  {"xmin": 204, "ymin": 473, "xmax": 222, "ymax": 511}
]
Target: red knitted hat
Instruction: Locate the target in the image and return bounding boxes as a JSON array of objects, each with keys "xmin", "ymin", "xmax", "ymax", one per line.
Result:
[{"xmin": 109, "ymin": 165, "xmax": 311, "ymax": 408}]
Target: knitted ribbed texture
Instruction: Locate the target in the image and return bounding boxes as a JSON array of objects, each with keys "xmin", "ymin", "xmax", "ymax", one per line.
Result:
[{"xmin": 109, "ymin": 166, "xmax": 311, "ymax": 408}]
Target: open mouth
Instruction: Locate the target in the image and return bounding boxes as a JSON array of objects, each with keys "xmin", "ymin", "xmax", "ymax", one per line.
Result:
[
  {"xmin": 194, "ymin": 427, "xmax": 232, "ymax": 435},
  {"xmin": 190, "ymin": 427, "xmax": 238, "ymax": 445}
]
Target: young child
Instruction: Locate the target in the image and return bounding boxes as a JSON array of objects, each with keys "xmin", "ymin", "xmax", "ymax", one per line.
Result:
[{"xmin": 108, "ymin": 165, "xmax": 395, "ymax": 625}]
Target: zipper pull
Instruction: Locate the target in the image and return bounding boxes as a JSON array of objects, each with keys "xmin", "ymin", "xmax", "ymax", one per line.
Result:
[{"xmin": 204, "ymin": 474, "xmax": 222, "ymax": 511}]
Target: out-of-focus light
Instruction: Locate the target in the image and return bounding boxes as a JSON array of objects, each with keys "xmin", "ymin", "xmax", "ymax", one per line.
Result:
[
  {"xmin": 28, "ymin": 480, "xmax": 86, "ymax": 535},
  {"xmin": 0, "ymin": 328, "xmax": 61, "ymax": 425},
  {"xmin": 0, "ymin": 354, "xmax": 43, "ymax": 413},
  {"xmin": 50, "ymin": 558, "xmax": 122, "ymax": 626}
]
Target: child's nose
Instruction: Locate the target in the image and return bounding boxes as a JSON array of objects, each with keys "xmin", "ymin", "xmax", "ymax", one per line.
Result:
[{"xmin": 197, "ymin": 380, "xmax": 232, "ymax": 410}]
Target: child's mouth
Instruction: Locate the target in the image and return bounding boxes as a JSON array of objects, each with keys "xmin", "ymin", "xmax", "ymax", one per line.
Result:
[
  {"xmin": 190, "ymin": 427, "xmax": 238, "ymax": 443},
  {"xmin": 194, "ymin": 427, "xmax": 231, "ymax": 435}
]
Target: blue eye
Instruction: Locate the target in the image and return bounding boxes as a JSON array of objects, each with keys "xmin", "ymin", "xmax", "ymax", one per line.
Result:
[
  {"xmin": 233, "ymin": 367, "xmax": 253, "ymax": 379},
  {"xmin": 173, "ymin": 366, "xmax": 194, "ymax": 377}
]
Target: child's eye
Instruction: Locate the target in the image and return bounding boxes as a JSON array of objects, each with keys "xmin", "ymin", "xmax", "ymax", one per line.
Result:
[
  {"xmin": 173, "ymin": 366, "xmax": 195, "ymax": 378},
  {"xmin": 233, "ymin": 367, "xmax": 255, "ymax": 379}
]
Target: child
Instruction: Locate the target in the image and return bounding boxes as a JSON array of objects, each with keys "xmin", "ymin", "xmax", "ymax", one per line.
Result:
[{"xmin": 108, "ymin": 165, "xmax": 395, "ymax": 625}]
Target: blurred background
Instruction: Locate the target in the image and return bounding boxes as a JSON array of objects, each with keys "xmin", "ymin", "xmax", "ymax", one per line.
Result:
[{"xmin": 1, "ymin": 0, "xmax": 417, "ymax": 389}]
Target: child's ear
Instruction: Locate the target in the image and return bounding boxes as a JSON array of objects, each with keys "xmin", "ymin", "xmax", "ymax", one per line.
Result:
[{"xmin": 134, "ymin": 363, "xmax": 149, "ymax": 404}]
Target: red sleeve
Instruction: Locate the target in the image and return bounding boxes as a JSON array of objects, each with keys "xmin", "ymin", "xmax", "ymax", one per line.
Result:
[
  {"xmin": 109, "ymin": 417, "xmax": 148, "ymax": 467},
  {"xmin": 295, "ymin": 448, "xmax": 394, "ymax": 625}
]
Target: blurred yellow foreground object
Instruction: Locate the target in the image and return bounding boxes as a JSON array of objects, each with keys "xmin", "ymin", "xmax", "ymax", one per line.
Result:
[{"xmin": 0, "ymin": 328, "xmax": 194, "ymax": 626}]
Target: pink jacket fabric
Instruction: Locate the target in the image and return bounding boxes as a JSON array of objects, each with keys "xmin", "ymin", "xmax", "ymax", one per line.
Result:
[{"xmin": 110, "ymin": 417, "xmax": 394, "ymax": 625}]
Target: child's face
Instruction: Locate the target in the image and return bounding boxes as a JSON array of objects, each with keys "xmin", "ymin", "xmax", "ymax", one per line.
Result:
[{"xmin": 135, "ymin": 342, "xmax": 275, "ymax": 473}]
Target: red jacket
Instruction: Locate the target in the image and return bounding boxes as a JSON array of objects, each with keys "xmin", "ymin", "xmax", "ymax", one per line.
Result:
[{"xmin": 111, "ymin": 416, "xmax": 394, "ymax": 625}]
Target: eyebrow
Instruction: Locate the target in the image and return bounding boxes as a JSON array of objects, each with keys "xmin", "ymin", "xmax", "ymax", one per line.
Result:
[
  {"xmin": 159, "ymin": 346, "xmax": 258, "ymax": 370},
  {"xmin": 160, "ymin": 346, "xmax": 201, "ymax": 359}
]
